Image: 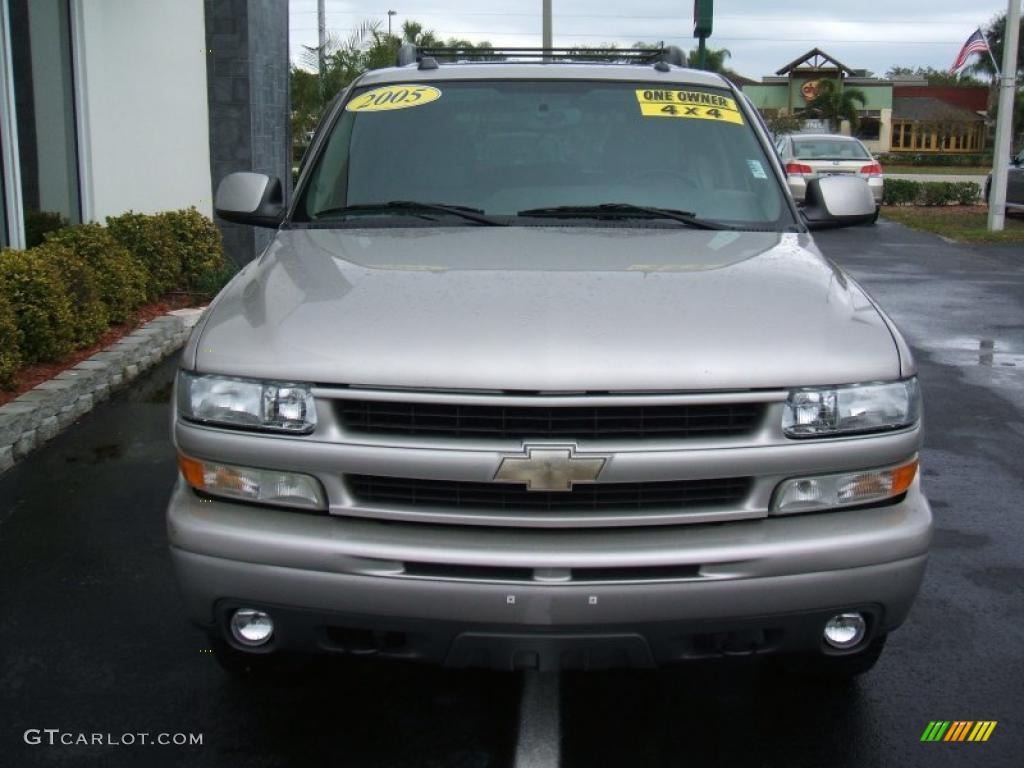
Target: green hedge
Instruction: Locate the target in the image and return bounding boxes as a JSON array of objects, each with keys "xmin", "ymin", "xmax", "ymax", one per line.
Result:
[
  {"xmin": 877, "ymin": 152, "xmax": 989, "ymax": 168},
  {"xmin": 107, "ymin": 212, "xmax": 182, "ymax": 300},
  {"xmin": 36, "ymin": 241, "xmax": 109, "ymax": 348},
  {"xmin": 24, "ymin": 209, "xmax": 68, "ymax": 249},
  {"xmin": 1, "ymin": 208, "xmax": 234, "ymax": 390},
  {"xmin": 44, "ymin": 224, "xmax": 148, "ymax": 324},
  {"xmin": 158, "ymin": 208, "xmax": 226, "ymax": 291},
  {"xmin": 0, "ymin": 248, "xmax": 75, "ymax": 363},
  {"xmin": 0, "ymin": 290, "xmax": 21, "ymax": 388},
  {"xmin": 883, "ymin": 179, "xmax": 982, "ymax": 206}
]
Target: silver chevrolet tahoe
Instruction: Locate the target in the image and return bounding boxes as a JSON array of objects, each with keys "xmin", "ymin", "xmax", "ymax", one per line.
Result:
[{"xmin": 168, "ymin": 46, "xmax": 930, "ymax": 676}]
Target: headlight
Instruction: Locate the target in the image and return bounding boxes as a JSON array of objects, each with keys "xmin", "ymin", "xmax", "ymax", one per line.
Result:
[
  {"xmin": 177, "ymin": 372, "xmax": 317, "ymax": 433},
  {"xmin": 178, "ymin": 454, "xmax": 326, "ymax": 511},
  {"xmin": 782, "ymin": 378, "xmax": 919, "ymax": 438},
  {"xmin": 773, "ymin": 458, "xmax": 918, "ymax": 514}
]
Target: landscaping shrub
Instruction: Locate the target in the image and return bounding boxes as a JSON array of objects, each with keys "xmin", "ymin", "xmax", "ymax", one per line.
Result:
[
  {"xmin": 24, "ymin": 209, "xmax": 68, "ymax": 249},
  {"xmin": 194, "ymin": 260, "xmax": 238, "ymax": 299},
  {"xmin": 34, "ymin": 241, "xmax": 109, "ymax": 348},
  {"xmin": 920, "ymin": 182, "xmax": 955, "ymax": 206},
  {"xmin": 0, "ymin": 248, "xmax": 75, "ymax": 363},
  {"xmin": 0, "ymin": 208, "xmax": 229, "ymax": 388},
  {"xmin": 44, "ymin": 224, "xmax": 147, "ymax": 323},
  {"xmin": 883, "ymin": 179, "xmax": 983, "ymax": 207},
  {"xmin": 106, "ymin": 211, "xmax": 182, "ymax": 299},
  {"xmin": 876, "ymin": 153, "xmax": 985, "ymax": 168},
  {"xmin": 882, "ymin": 179, "xmax": 921, "ymax": 206},
  {"xmin": 952, "ymin": 181, "xmax": 982, "ymax": 205},
  {"xmin": 0, "ymin": 289, "xmax": 21, "ymax": 389},
  {"xmin": 158, "ymin": 208, "xmax": 226, "ymax": 290}
]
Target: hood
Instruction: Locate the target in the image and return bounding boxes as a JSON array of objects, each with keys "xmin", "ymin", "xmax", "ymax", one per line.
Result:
[{"xmin": 186, "ymin": 227, "xmax": 900, "ymax": 391}]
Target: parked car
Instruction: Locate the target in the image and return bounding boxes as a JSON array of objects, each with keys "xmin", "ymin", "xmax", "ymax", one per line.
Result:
[
  {"xmin": 169, "ymin": 46, "xmax": 928, "ymax": 678},
  {"xmin": 985, "ymin": 149, "xmax": 1024, "ymax": 212},
  {"xmin": 776, "ymin": 133, "xmax": 884, "ymax": 211}
]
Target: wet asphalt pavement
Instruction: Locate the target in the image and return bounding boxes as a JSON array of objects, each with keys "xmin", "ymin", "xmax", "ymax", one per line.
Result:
[{"xmin": 1, "ymin": 218, "xmax": 1022, "ymax": 767}]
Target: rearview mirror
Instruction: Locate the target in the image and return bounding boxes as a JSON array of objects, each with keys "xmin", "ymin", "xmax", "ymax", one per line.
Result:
[
  {"xmin": 214, "ymin": 172, "xmax": 285, "ymax": 228},
  {"xmin": 801, "ymin": 175, "xmax": 877, "ymax": 230}
]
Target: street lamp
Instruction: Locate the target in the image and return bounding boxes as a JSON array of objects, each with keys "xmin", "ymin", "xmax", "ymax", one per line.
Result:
[{"xmin": 387, "ymin": 10, "xmax": 396, "ymax": 37}]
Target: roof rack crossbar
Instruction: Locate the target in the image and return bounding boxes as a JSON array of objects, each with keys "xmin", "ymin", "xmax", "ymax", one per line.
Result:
[{"xmin": 406, "ymin": 45, "xmax": 686, "ymax": 67}]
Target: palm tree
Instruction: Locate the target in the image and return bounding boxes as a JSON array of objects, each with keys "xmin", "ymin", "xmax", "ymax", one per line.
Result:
[
  {"xmin": 686, "ymin": 47, "xmax": 731, "ymax": 73},
  {"xmin": 805, "ymin": 79, "xmax": 867, "ymax": 133}
]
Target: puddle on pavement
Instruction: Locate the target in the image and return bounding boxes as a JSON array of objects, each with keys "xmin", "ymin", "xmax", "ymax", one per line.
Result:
[
  {"xmin": 145, "ymin": 380, "xmax": 174, "ymax": 403},
  {"xmin": 927, "ymin": 337, "xmax": 1023, "ymax": 368},
  {"xmin": 64, "ymin": 443, "xmax": 124, "ymax": 465}
]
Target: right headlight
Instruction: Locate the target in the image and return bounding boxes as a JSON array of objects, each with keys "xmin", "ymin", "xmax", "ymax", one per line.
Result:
[
  {"xmin": 177, "ymin": 371, "xmax": 317, "ymax": 434},
  {"xmin": 782, "ymin": 377, "xmax": 920, "ymax": 438}
]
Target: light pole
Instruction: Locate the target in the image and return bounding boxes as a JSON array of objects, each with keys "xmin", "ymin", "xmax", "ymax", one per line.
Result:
[
  {"xmin": 388, "ymin": 10, "xmax": 396, "ymax": 38},
  {"xmin": 542, "ymin": 0, "xmax": 552, "ymax": 50},
  {"xmin": 987, "ymin": 0, "xmax": 1021, "ymax": 231}
]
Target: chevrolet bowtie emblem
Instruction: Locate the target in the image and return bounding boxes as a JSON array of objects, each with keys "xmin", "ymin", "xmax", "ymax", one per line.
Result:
[{"xmin": 493, "ymin": 446, "xmax": 607, "ymax": 492}]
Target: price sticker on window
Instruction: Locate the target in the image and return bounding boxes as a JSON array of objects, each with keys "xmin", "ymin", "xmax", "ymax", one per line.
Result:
[
  {"xmin": 346, "ymin": 84, "xmax": 442, "ymax": 112},
  {"xmin": 635, "ymin": 89, "xmax": 744, "ymax": 125}
]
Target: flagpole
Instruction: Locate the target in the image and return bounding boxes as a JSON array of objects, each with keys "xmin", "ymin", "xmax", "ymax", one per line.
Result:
[{"xmin": 982, "ymin": 26, "xmax": 1001, "ymax": 76}]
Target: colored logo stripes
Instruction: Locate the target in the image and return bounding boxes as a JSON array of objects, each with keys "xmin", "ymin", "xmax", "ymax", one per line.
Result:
[{"xmin": 921, "ymin": 721, "xmax": 997, "ymax": 742}]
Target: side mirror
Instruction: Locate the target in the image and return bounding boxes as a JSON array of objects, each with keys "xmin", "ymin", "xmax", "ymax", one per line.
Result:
[
  {"xmin": 801, "ymin": 175, "xmax": 877, "ymax": 230},
  {"xmin": 214, "ymin": 172, "xmax": 285, "ymax": 228}
]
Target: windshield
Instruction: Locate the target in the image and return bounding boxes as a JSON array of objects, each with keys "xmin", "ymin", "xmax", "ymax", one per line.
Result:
[
  {"xmin": 793, "ymin": 138, "xmax": 871, "ymax": 161},
  {"xmin": 296, "ymin": 80, "xmax": 793, "ymax": 229}
]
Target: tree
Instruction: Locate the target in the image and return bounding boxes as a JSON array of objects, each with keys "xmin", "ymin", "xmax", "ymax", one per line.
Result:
[
  {"xmin": 765, "ymin": 112, "xmax": 805, "ymax": 137},
  {"xmin": 686, "ymin": 47, "xmax": 731, "ymax": 73},
  {"xmin": 290, "ymin": 19, "xmax": 500, "ymax": 153},
  {"xmin": 804, "ymin": 79, "xmax": 867, "ymax": 133},
  {"xmin": 291, "ymin": 23, "xmax": 378, "ymax": 150},
  {"xmin": 884, "ymin": 65, "xmax": 983, "ymax": 87}
]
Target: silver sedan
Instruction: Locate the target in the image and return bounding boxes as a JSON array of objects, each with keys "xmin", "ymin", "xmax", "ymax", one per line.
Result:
[{"xmin": 776, "ymin": 133, "xmax": 884, "ymax": 207}]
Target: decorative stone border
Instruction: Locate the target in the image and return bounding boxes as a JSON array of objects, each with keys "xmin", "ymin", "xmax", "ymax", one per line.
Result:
[{"xmin": 0, "ymin": 308, "xmax": 205, "ymax": 474}]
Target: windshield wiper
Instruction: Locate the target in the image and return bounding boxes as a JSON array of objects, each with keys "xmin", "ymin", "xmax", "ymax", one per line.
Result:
[
  {"xmin": 314, "ymin": 201, "xmax": 506, "ymax": 226},
  {"xmin": 516, "ymin": 204, "xmax": 728, "ymax": 229}
]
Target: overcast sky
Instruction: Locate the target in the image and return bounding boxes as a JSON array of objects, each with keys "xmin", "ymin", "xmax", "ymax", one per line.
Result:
[{"xmin": 289, "ymin": 0, "xmax": 1011, "ymax": 78}]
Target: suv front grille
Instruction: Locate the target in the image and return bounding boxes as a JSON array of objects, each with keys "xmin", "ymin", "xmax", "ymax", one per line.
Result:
[
  {"xmin": 338, "ymin": 400, "xmax": 764, "ymax": 440},
  {"xmin": 348, "ymin": 475, "xmax": 752, "ymax": 512}
]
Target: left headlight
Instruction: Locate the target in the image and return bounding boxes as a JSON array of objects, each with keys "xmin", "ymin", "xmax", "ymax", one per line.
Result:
[
  {"xmin": 782, "ymin": 377, "xmax": 920, "ymax": 438},
  {"xmin": 177, "ymin": 371, "xmax": 317, "ymax": 434}
]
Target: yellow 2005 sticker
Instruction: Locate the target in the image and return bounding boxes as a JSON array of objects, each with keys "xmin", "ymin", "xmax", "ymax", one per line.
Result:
[
  {"xmin": 346, "ymin": 84, "xmax": 442, "ymax": 112},
  {"xmin": 635, "ymin": 89, "xmax": 744, "ymax": 125}
]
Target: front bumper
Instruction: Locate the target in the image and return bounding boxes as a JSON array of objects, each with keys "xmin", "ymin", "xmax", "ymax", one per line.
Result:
[{"xmin": 168, "ymin": 479, "xmax": 931, "ymax": 669}]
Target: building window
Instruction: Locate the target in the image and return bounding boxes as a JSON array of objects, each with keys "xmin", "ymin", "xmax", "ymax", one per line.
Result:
[
  {"xmin": 856, "ymin": 117, "xmax": 880, "ymax": 141},
  {"xmin": 7, "ymin": 0, "xmax": 80, "ymax": 243}
]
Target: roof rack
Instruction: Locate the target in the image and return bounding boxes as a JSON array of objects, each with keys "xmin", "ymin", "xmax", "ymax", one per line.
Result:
[{"xmin": 395, "ymin": 44, "xmax": 687, "ymax": 70}]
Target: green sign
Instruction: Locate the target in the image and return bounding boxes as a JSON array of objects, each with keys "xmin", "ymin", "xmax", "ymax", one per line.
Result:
[{"xmin": 693, "ymin": 0, "xmax": 713, "ymax": 37}]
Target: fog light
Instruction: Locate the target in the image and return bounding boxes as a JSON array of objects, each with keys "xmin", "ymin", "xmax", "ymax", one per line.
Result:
[
  {"xmin": 230, "ymin": 608, "xmax": 274, "ymax": 646},
  {"xmin": 823, "ymin": 612, "xmax": 867, "ymax": 649}
]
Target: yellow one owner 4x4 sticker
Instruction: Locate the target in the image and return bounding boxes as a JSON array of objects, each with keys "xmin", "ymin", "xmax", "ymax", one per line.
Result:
[
  {"xmin": 346, "ymin": 84, "xmax": 442, "ymax": 112},
  {"xmin": 635, "ymin": 89, "xmax": 744, "ymax": 125}
]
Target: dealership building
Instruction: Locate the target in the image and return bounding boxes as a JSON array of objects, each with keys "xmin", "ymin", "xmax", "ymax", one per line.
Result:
[
  {"xmin": 742, "ymin": 48, "xmax": 988, "ymax": 156},
  {"xmin": 0, "ymin": 0, "xmax": 289, "ymax": 260}
]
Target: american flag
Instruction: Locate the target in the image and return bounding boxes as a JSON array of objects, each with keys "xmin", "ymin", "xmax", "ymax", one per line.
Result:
[{"xmin": 950, "ymin": 28, "xmax": 990, "ymax": 73}]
